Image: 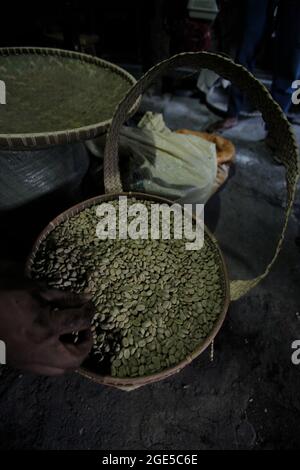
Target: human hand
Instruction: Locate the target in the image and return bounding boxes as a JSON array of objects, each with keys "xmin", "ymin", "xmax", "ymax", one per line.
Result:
[{"xmin": 0, "ymin": 280, "xmax": 94, "ymax": 375}]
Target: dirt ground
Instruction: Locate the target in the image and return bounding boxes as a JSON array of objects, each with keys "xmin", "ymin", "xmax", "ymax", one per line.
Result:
[{"xmin": 0, "ymin": 95, "xmax": 300, "ymax": 450}]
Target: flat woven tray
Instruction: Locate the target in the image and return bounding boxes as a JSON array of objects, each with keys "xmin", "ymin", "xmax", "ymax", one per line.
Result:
[{"xmin": 0, "ymin": 47, "xmax": 137, "ymax": 150}]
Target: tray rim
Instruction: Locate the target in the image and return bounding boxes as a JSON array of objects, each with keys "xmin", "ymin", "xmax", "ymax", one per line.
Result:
[{"xmin": 0, "ymin": 47, "xmax": 137, "ymax": 150}]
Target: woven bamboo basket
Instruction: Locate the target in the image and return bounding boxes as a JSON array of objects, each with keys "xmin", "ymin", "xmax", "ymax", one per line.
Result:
[
  {"xmin": 0, "ymin": 47, "xmax": 137, "ymax": 150},
  {"xmin": 26, "ymin": 52, "xmax": 299, "ymax": 390}
]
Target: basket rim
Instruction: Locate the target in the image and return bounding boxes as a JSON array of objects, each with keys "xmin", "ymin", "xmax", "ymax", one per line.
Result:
[
  {"xmin": 0, "ymin": 47, "xmax": 137, "ymax": 149},
  {"xmin": 25, "ymin": 191, "xmax": 230, "ymax": 388}
]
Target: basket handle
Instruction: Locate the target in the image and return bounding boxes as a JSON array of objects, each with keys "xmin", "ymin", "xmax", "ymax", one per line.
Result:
[{"xmin": 104, "ymin": 52, "xmax": 299, "ymax": 301}]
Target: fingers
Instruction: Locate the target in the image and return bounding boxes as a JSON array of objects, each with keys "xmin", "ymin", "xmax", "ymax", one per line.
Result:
[
  {"xmin": 45, "ymin": 301, "xmax": 94, "ymax": 335},
  {"xmin": 30, "ymin": 319, "xmax": 93, "ymax": 370},
  {"xmin": 4, "ymin": 283, "xmax": 95, "ymax": 376},
  {"xmin": 30, "ymin": 288, "xmax": 94, "ymax": 371},
  {"xmin": 62, "ymin": 329, "xmax": 93, "ymax": 357},
  {"xmin": 37, "ymin": 334, "xmax": 93, "ymax": 371},
  {"xmin": 34, "ymin": 288, "xmax": 92, "ymax": 308},
  {"xmin": 14, "ymin": 331, "xmax": 93, "ymax": 374},
  {"xmin": 32, "ymin": 287, "xmax": 95, "ymax": 335}
]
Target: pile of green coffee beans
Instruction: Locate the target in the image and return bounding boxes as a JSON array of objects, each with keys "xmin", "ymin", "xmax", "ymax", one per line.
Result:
[{"xmin": 31, "ymin": 199, "xmax": 225, "ymax": 378}]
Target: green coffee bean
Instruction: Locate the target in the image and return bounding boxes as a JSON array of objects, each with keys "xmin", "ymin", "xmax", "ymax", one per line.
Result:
[{"xmin": 31, "ymin": 198, "xmax": 225, "ymax": 379}]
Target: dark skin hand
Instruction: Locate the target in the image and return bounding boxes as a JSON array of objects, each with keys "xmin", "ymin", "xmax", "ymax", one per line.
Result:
[{"xmin": 0, "ymin": 277, "xmax": 94, "ymax": 376}]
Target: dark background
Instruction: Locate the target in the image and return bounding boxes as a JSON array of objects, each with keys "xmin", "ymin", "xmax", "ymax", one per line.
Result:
[
  {"xmin": 1, "ymin": 1, "xmax": 191, "ymax": 69},
  {"xmin": 0, "ymin": 0, "xmax": 274, "ymax": 71}
]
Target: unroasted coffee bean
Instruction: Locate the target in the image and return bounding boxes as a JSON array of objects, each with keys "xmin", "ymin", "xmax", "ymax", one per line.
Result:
[{"xmin": 31, "ymin": 198, "xmax": 225, "ymax": 378}]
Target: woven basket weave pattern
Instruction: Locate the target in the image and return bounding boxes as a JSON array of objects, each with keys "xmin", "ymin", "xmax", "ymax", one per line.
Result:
[{"xmin": 0, "ymin": 47, "xmax": 137, "ymax": 149}]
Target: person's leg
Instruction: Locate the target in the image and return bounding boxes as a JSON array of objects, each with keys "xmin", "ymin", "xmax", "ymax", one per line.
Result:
[
  {"xmin": 271, "ymin": 0, "xmax": 300, "ymax": 114},
  {"xmin": 208, "ymin": 0, "xmax": 271, "ymax": 131},
  {"xmin": 228, "ymin": 0, "xmax": 271, "ymax": 117}
]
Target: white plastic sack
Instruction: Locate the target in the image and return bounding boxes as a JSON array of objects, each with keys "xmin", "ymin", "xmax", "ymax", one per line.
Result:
[{"xmin": 87, "ymin": 112, "xmax": 217, "ymax": 204}]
